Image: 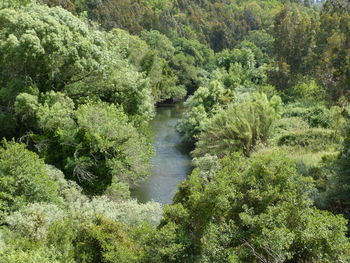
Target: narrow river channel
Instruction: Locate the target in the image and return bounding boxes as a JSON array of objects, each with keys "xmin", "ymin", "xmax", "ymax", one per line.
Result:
[{"xmin": 132, "ymin": 104, "xmax": 192, "ymax": 204}]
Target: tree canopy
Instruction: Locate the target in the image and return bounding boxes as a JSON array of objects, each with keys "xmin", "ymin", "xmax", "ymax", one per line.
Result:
[{"xmin": 1, "ymin": 0, "xmax": 350, "ymax": 262}]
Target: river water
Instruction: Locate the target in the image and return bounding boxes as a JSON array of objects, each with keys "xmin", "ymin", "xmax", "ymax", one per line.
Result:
[{"xmin": 132, "ymin": 104, "xmax": 192, "ymax": 204}]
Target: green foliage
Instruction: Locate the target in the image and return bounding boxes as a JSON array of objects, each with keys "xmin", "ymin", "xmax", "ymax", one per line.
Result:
[
  {"xmin": 314, "ymin": 0, "xmax": 350, "ymax": 99},
  {"xmin": 0, "ymin": 1, "xmax": 350, "ymax": 262},
  {"xmin": 110, "ymin": 29, "xmax": 185, "ymax": 102},
  {"xmin": 163, "ymin": 151, "xmax": 350, "ymax": 262},
  {"xmin": 277, "ymin": 128, "xmax": 339, "ymax": 151},
  {"xmin": 75, "ymin": 217, "xmax": 143, "ymax": 263},
  {"xmin": 13, "ymin": 92, "xmax": 154, "ymax": 193},
  {"xmin": 270, "ymin": 116, "xmax": 310, "ymax": 137},
  {"xmin": 244, "ymin": 30, "xmax": 274, "ymax": 56},
  {"xmin": 71, "ymin": 102, "xmax": 153, "ymax": 189},
  {"xmin": 0, "ymin": 0, "xmax": 32, "ymax": 9},
  {"xmin": 178, "ymin": 44, "xmax": 272, "ymax": 145},
  {"xmin": 215, "ymin": 46, "xmax": 269, "ymax": 89},
  {"xmin": 0, "ymin": 171, "xmax": 163, "ymax": 261},
  {"xmin": 4, "ymin": 194, "xmax": 162, "ymax": 243},
  {"xmin": 217, "ymin": 47, "xmax": 257, "ymax": 71},
  {"xmin": 140, "ymin": 221, "xmax": 192, "ymax": 263},
  {"xmin": 104, "ymin": 179, "xmax": 131, "ymax": 201},
  {"xmin": 45, "ymin": 0, "xmax": 284, "ymax": 51},
  {"xmin": 284, "ymin": 103, "xmax": 332, "ymax": 128},
  {"xmin": 319, "ymin": 121, "xmax": 350, "ymax": 220},
  {"xmin": 177, "ymin": 80, "xmax": 227, "ymax": 144},
  {"xmin": 82, "ymin": 197, "xmax": 162, "ymax": 228},
  {"xmin": 71, "ymin": 102, "xmax": 152, "ymax": 191},
  {"xmin": 32, "ymin": 0, "xmax": 350, "ymax": 102},
  {"xmin": 285, "ymin": 79, "xmax": 326, "ymax": 103},
  {"xmin": 0, "ymin": 141, "xmax": 60, "ymax": 223},
  {"xmin": 170, "ymin": 37, "xmax": 215, "ymax": 94},
  {"xmin": 0, "ymin": 4, "xmax": 102, "ymax": 92},
  {"xmin": 193, "ymin": 93, "xmax": 279, "ymax": 157},
  {"xmin": 6, "ymin": 203, "xmax": 66, "ymax": 241},
  {"xmin": 270, "ymin": 4, "xmax": 317, "ymax": 88},
  {"xmin": 141, "ymin": 30, "xmax": 175, "ymax": 60},
  {"xmin": 278, "ymin": 128, "xmax": 335, "ymax": 148},
  {"xmin": 15, "ymin": 91, "xmax": 75, "ymax": 134},
  {"xmin": 269, "ymin": 1, "xmax": 350, "ymax": 100},
  {"xmin": 0, "ymin": 3, "xmax": 159, "ymax": 140},
  {"xmin": 0, "ymin": 245, "xmax": 61, "ymax": 263}
]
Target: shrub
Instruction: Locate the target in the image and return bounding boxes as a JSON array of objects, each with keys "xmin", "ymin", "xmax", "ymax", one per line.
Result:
[
  {"xmin": 75, "ymin": 217, "xmax": 143, "ymax": 263},
  {"xmin": 5, "ymin": 203, "xmax": 66, "ymax": 241},
  {"xmin": 87, "ymin": 197, "xmax": 163, "ymax": 228},
  {"xmin": 0, "ymin": 141, "xmax": 60, "ymax": 223},
  {"xmin": 277, "ymin": 128, "xmax": 338, "ymax": 151},
  {"xmin": 193, "ymin": 93, "xmax": 278, "ymax": 157},
  {"xmin": 0, "ymin": 246, "xmax": 61, "ymax": 263},
  {"xmin": 270, "ymin": 116, "xmax": 310, "ymax": 138},
  {"xmin": 283, "ymin": 104, "xmax": 331, "ymax": 128},
  {"xmin": 285, "ymin": 79, "xmax": 326, "ymax": 103}
]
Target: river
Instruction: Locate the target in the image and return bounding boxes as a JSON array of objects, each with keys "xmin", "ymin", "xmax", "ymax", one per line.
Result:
[{"xmin": 132, "ymin": 104, "xmax": 192, "ymax": 204}]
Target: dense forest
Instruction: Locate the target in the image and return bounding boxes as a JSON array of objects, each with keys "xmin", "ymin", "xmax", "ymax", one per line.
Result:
[{"xmin": 0, "ymin": 0, "xmax": 350, "ymax": 262}]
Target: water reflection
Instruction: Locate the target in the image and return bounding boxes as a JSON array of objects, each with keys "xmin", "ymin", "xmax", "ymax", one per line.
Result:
[{"xmin": 132, "ymin": 104, "xmax": 192, "ymax": 204}]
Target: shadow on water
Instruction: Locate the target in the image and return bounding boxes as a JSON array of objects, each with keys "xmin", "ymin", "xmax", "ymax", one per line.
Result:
[{"xmin": 131, "ymin": 104, "xmax": 192, "ymax": 204}]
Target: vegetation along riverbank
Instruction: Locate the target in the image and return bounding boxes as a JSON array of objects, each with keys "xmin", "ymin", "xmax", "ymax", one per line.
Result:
[{"xmin": 0, "ymin": 0, "xmax": 350, "ymax": 262}]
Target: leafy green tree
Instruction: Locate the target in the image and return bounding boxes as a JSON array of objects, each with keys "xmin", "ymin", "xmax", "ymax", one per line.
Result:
[
  {"xmin": 0, "ymin": 5, "xmax": 103, "ymax": 92},
  {"xmin": 39, "ymin": 0, "xmax": 287, "ymax": 52},
  {"xmin": 0, "ymin": 4, "xmax": 156, "ymax": 140},
  {"xmin": 141, "ymin": 30, "xmax": 176, "ymax": 60},
  {"xmin": 138, "ymin": 221, "xmax": 193, "ymax": 263},
  {"xmin": 177, "ymin": 80, "xmax": 227, "ymax": 144},
  {"xmin": 6, "ymin": 203, "xmax": 66, "ymax": 241},
  {"xmin": 0, "ymin": 0, "xmax": 32, "ymax": 8},
  {"xmin": 75, "ymin": 217, "xmax": 143, "ymax": 263},
  {"xmin": 109, "ymin": 29, "xmax": 184, "ymax": 102},
  {"xmin": 236, "ymin": 41, "xmax": 270, "ymax": 66},
  {"xmin": 170, "ymin": 37, "xmax": 215, "ymax": 94},
  {"xmin": 0, "ymin": 245, "xmax": 61, "ymax": 263},
  {"xmin": 244, "ymin": 30, "xmax": 274, "ymax": 56},
  {"xmin": 178, "ymin": 44, "xmax": 272, "ymax": 145},
  {"xmin": 284, "ymin": 79, "xmax": 326, "ymax": 103},
  {"xmin": 14, "ymin": 92, "xmax": 153, "ymax": 193},
  {"xmin": 217, "ymin": 48, "xmax": 257, "ymax": 71},
  {"xmin": 67, "ymin": 101, "xmax": 153, "ymax": 192},
  {"xmin": 313, "ymin": 0, "xmax": 350, "ymax": 99},
  {"xmin": 0, "ymin": 141, "xmax": 60, "ymax": 223},
  {"xmin": 162, "ymin": 151, "xmax": 350, "ymax": 262},
  {"xmin": 271, "ymin": 4, "xmax": 317, "ymax": 89}
]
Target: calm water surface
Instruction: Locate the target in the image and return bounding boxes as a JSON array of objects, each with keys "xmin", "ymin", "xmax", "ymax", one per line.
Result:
[{"xmin": 132, "ymin": 104, "xmax": 191, "ymax": 204}]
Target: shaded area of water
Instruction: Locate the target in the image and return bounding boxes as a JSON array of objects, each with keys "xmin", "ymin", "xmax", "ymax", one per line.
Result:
[{"xmin": 132, "ymin": 104, "xmax": 191, "ymax": 204}]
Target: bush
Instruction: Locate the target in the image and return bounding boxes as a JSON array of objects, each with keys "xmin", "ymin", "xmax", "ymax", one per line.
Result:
[
  {"xmin": 87, "ymin": 197, "xmax": 163, "ymax": 228},
  {"xmin": 75, "ymin": 217, "xmax": 143, "ymax": 263},
  {"xmin": 283, "ymin": 104, "xmax": 331, "ymax": 128},
  {"xmin": 5, "ymin": 203, "xmax": 66, "ymax": 241},
  {"xmin": 193, "ymin": 93, "xmax": 278, "ymax": 157},
  {"xmin": 277, "ymin": 128, "xmax": 338, "ymax": 151},
  {"xmin": 177, "ymin": 80, "xmax": 227, "ymax": 144},
  {"xmin": 270, "ymin": 116, "xmax": 310, "ymax": 137},
  {"xmin": 285, "ymin": 79, "xmax": 326, "ymax": 103},
  {"xmin": 0, "ymin": 246, "xmax": 61, "ymax": 263},
  {"xmin": 0, "ymin": 141, "xmax": 60, "ymax": 223}
]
